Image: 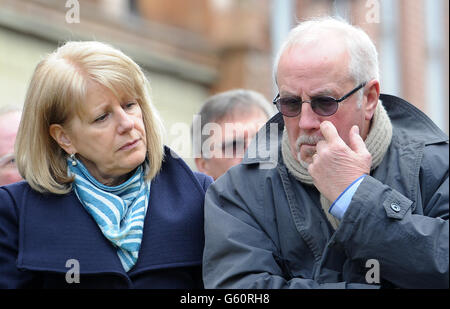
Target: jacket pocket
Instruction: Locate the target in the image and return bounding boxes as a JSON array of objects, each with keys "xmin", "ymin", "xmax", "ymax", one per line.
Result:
[{"xmin": 382, "ymin": 189, "xmax": 413, "ymax": 220}]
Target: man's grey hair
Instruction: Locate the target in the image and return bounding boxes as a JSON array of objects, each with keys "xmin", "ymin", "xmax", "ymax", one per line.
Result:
[
  {"xmin": 273, "ymin": 16, "xmax": 379, "ymax": 97},
  {"xmin": 192, "ymin": 89, "xmax": 275, "ymax": 153}
]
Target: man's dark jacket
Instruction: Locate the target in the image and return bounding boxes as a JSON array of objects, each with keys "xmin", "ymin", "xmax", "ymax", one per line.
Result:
[{"xmin": 203, "ymin": 94, "xmax": 449, "ymax": 289}]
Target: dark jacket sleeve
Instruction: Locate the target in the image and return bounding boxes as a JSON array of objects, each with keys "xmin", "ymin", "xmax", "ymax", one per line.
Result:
[
  {"xmin": 334, "ymin": 142, "xmax": 449, "ymax": 288},
  {"xmin": 202, "ymin": 171, "xmax": 375, "ymax": 289},
  {"xmin": 0, "ymin": 187, "xmax": 37, "ymax": 288}
]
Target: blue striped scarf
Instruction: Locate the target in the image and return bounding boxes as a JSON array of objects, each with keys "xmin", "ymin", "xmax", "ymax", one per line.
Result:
[{"xmin": 68, "ymin": 158, "xmax": 151, "ymax": 272}]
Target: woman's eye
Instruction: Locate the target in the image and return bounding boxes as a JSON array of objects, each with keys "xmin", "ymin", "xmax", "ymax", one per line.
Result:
[
  {"xmin": 124, "ymin": 102, "xmax": 137, "ymax": 109},
  {"xmin": 94, "ymin": 114, "xmax": 108, "ymax": 122}
]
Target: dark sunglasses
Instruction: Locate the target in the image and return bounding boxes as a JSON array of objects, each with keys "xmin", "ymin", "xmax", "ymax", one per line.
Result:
[{"xmin": 273, "ymin": 82, "xmax": 367, "ymax": 117}]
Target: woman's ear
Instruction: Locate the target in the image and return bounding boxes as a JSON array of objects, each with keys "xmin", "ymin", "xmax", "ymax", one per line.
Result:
[
  {"xmin": 49, "ymin": 124, "xmax": 77, "ymax": 155},
  {"xmin": 364, "ymin": 80, "xmax": 380, "ymax": 121}
]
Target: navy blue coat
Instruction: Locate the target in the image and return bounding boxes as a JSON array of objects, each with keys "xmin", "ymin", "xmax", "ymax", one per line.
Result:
[{"xmin": 0, "ymin": 148, "xmax": 213, "ymax": 288}]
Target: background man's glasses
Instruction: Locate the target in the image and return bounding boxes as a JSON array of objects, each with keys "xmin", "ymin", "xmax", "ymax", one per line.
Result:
[
  {"xmin": 273, "ymin": 82, "xmax": 367, "ymax": 117},
  {"xmin": 221, "ymin": 137, "xmax": 247, "ymax": 157},
  {"xmin": 0, "ymin": 153, "xmax": 17, "ymax": 169}
]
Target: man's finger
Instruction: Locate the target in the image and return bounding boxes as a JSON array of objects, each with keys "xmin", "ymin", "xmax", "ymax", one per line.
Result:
[
  {"xmin": 312, "ymin": 153, "xmax": 319, "ymax": 163},
  {"xmin": 348, "ymin": 125, "xmax": 367, "ymax": 153},
  {"xmin": 320, "ymin": 121, "xmax": 343, "ymax": 143},
  {"xmin": 315, "ymin": 140, "xmax": 326, "ymax": 154}
]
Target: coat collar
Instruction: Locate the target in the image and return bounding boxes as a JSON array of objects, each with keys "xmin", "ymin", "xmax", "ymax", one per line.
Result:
[
  {"xmin": 17, "ymin": 186, "xmax": 127, "ymax": 275},
  {"xmin": 242, "ymin": 113, "xmax": 283, "ymax": 167},
  {"xmin": 379, "ymin": 94, "xmax": 448, "ymax": 145}
]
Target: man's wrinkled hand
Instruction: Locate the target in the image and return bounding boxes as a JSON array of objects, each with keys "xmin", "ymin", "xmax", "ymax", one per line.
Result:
[{"xmin": 307, "ymin": 121, "xmax": 372, "ymax": 202}]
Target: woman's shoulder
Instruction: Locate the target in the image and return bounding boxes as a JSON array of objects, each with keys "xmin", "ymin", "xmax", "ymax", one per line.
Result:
[
  {"xmin": 0, "ymin": 181, "xmax": 75, "ymax": 215},
  {"xmin": 0, "ymin": 180, "xmax": 69, "ymax": 200},
  {"xmin": 0, "ymin": 181, "xmax": 37, "ymax": 223},
  {"xmin": 0, "ymin": 181, "xmax": 31, "ymax": 204},
  {"xmin": 192, "ymin": 171, "xmax": 214, "ymax": 190}
]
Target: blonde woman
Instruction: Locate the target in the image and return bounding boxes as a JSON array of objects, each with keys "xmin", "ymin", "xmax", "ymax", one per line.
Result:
[{"xmin": 0, "ymin": 41, "xmax": 213, "ymax": 288}]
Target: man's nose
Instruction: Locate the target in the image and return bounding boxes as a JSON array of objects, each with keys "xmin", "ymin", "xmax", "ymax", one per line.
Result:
[{"xmin": 298, "ymin": 103, "xmax": 321, "ymax": 131}]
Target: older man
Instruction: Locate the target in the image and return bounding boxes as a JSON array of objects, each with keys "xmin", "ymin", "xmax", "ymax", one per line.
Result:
[
  {"xmin": 203, "ymin": 17, "xmax": 449, "ymax": 288},
  {"xmin": 193, "ymin": 89, "xmax": 274, "ymax": 180},
  {"xmin": 0, "ymin": 107, "xmax": 22, "ymax": 186}
]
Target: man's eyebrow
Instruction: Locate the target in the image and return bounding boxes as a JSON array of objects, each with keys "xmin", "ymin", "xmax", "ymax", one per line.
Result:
[
  {"xmin": 279, "ymin": 91, "xmax": 300, "ymax": 98},
  {"xmin": 309, "ymin": 88, "xmax": 336, "ymax": 97},
  {"xmin": 279, "ymin": 88, "xmax": 337, "ymax": 98}
]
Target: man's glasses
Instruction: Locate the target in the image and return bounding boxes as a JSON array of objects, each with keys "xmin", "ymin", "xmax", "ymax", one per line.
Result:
[
  {"xmin": 273, "ymin": 82, "xmax": 367, "ymax": 117},
  {"xmin": 221, "ymin": 137, "xmax": 247, "ymax": 158}
]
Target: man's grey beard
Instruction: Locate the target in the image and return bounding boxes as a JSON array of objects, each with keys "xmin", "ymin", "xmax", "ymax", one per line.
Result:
[{"xmin": 294, "ymin": 135, "xmax": 324, "ymax": 168}]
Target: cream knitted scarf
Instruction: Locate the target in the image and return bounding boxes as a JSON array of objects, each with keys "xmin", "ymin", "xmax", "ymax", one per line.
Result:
[{"xmin": 281, "ymin": 101, "xmax": 393, "ymax": 229}]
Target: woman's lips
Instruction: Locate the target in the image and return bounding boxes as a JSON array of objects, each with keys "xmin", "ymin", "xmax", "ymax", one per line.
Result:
[{"xmin": 119, "ymin": 139, "xmax": 140, "ymax": 151}]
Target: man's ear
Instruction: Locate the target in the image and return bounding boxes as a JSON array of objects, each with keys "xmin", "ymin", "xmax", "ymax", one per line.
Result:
[
  {"xmin": 49, "ymin": 124, "xmax": 76, "ymax": 155},
  {"xmin": 195, "ymin": 157, "xmax": 209, "ymax": 175},
  {"xmin": 364, "ymin": 79, "xmax": 380, "ymax": 121}
]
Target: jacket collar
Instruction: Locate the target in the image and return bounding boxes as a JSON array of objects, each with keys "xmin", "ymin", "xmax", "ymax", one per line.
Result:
[
  {"xmin": 379, "ymin": 94, "xmax": 448, "ymax": 145},
  {"xmin": 242, "ymin": 113, "xmax": 284, "ymax": 167},
  {"xmin": 17, "ymin": 186, "xmax": 128, "ymax": 276},
  {"xmin": 242, "ymin": 94, "xmax": 448, "ymax": 166}
]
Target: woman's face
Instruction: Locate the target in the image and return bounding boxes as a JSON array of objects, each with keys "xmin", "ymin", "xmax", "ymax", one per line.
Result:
[{"xmin": 56, "ymin": 81, "xmax": 147, "ymax": 185}]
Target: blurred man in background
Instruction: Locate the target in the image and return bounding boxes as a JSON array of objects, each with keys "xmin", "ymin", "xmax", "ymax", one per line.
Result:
[
  {"xmin": 192, "ymin": 89, "xmax": 275, "ymax": 180},
  {"xmin": 0, "ymin": 106, "xmax": 22, "ymax": 186}
]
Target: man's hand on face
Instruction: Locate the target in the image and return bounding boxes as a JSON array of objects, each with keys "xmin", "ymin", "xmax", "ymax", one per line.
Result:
[{"xmin": 307, "ymin": 121, "xmax": 372, "ymax": 202}]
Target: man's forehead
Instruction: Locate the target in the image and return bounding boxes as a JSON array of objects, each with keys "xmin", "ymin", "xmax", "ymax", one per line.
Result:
[
  {"xmin": 283, "ymin": 41, "xmax": 349, "ymax": 68},
  {"xmin": 278, "ymin": 42, "xmax": 350, "ymax": 93},
  {"xmin": 0, "ymin": 111, "xmax": 21, "ymax": 150},
  {"xmin": 204, "ymin": 116, "xmax": 263, "ymax": 141},
  {"xmin": 220, "ymin": 105, "xmax": 267, "ymax": 122},
  {"xmin": 0, "ymin": 112, "xmax": 21, "ymax": 136},
  {"xmin": 221, "ymin": 109, "xmax": 266, "ymax": 126},
  {"xmin": 0, "ymin": 130, "xmax": 17, "ymax": 155}
]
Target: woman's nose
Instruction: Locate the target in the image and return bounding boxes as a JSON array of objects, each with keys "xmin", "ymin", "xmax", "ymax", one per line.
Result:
[{"xmin": 117, "ymin": 109, "xmax": 134, "ymax": 134}]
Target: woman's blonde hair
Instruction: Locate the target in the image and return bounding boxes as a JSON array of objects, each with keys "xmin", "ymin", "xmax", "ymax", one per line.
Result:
[{"xmin": 16, "ymin": 41, "xmax": 165, "ymax": 194}]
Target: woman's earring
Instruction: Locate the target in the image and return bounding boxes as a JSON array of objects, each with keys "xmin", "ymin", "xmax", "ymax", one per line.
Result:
[{"xmin": 70, "ymin": 153, "xmax": 77, "ymax": 166}]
